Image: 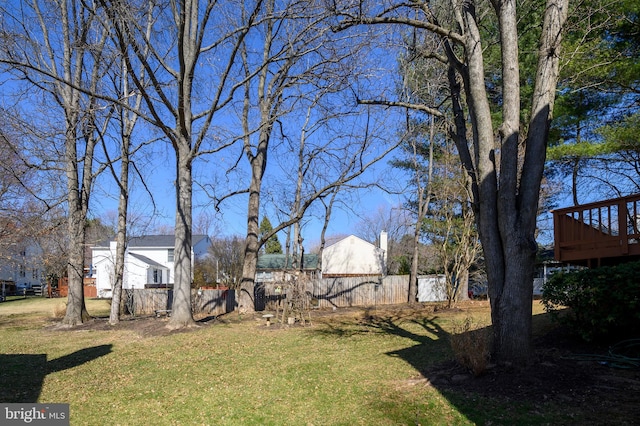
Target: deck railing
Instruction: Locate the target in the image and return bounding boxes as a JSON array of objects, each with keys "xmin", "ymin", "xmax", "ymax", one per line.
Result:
[{"xmin": 553, "ymin": 193, "xmax": 640, "ymax": 265}]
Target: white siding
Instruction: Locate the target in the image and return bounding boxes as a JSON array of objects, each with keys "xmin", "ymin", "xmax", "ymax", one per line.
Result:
[
  {"xmin": 93, "ymin": 249, "xmax": 114, "ymax": 298},
  {"xmin": 322, "ymin": 235, "xmax": 385, "ymax": 276},
  {"xmin": 0, "ymin": 241, "xmax": 46, "ymax": 290},
  {"xmin": 417, "ymin": 275, "xmax": 447, "ymax": 302},
  {"xmin": 91, "ymin": 237, "xmax": 202, "ymax": 298}
]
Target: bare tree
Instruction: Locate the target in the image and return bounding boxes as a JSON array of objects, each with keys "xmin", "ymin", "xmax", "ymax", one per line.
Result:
[
  {"xmin": 1, "ymin": 0, "xmax": 113, "ymax": 326},
  {"xmin": 424, "ymin": 148, "xmax": 481, "ymax": 307},
  {"xmin": 234, "ymin": 0, "xmax": 330, "ymax": 311},
  {"xmin": 216, "ymin": 0, "xmax": 397, "ymax": 311},
  {"xmin": 100, "ymin": 0, "xmax": 261, "ymax": 328},
  {"xmin": 208, "ymin": 235, "xmax": 244, "ymax": 287},
  {"xmin": 101, "ymin": 27, "xmax": 153, "ymax": 324}
]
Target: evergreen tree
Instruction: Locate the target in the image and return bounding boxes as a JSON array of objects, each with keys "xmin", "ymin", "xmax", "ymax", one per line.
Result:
[{"xmin": 259, "ymin": 216, "xmax": 282, "ymax": 254}]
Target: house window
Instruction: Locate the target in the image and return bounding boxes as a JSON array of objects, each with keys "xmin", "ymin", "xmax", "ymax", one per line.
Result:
[
  {"xmin": 32, "ymin": 269, "xmax": 38, "ymax": 279},
  {"xmin": 153, "ymin": 269, "xmax": 162, "ymax": 284},
  {"xmin": 168, "ymin": 249, "xmax": 174, "ymax": 262},
  {"xmin": 19, "ymin": 265, "xmax": 26, "ymax": 278}
]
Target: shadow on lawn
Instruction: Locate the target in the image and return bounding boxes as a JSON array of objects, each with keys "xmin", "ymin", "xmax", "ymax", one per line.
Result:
[
  {"xmin": 313, "ymin": 307, "xmax": 575, "ymax": 425},
  {"xmin": 0, "ymin": 344, "xmax": 112, "ymax": 403}
]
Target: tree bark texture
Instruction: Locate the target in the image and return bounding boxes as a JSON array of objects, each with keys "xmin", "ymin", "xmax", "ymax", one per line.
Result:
[
  {"xmin": 108, "ymin": 125, "xmax": 130, "ymax": 325},
  {"xmin": 240, "ymin": 128, "xmax": 269, "ymax": 313},
  {"xmin": 168, "ymin": 142, "xmax": 197, "ymax": 328},
  {"xmin": 457, "ymin": 0, "xmax": 568, "ymax": 364}
]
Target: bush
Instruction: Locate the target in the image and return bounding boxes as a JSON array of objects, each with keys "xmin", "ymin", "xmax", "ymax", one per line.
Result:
[
  {"xmin": 52, "ymin": 302, "xmax": 66, "ymax": 318},
  {"xmin": 449, "ymin": 317, "xmax": 491, "ymax": 376},
  {"xmin": 542, "ymin": 261, "xmax": 640, "ymax": 342}
]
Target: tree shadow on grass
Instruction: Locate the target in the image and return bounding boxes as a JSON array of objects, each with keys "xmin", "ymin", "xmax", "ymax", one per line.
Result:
[
  {"xmin": 312, "ymin": 307, "xmax": 452, "ymax": 371},
  {"xmin": 0, "ymin": 344, "xmax": 112, "ymax": 403},
  {"xmin": 311, "ymin": 307, "xmax": 622, "ymax": 425}
]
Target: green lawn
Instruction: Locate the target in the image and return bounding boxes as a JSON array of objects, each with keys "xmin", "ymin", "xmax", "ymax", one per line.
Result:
[{"xmin": 0, "ymin": 298, "xmax": 570, "ymax": 425}]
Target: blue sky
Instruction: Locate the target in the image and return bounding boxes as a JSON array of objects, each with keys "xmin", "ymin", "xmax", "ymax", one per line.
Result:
[
  {"xmin": 5, "ymin": 0, "xmax": 607, "ymax": 254},
  {"xmin": 89, "ymin": 121, "xmax": 410, "ymax": 250}
]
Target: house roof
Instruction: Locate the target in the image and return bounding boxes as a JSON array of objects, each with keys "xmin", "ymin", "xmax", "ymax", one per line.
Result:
[
  {"xmin": 256, "ymin": 253, "xmax": 319, "ymax": 270},
  {"xmin": 129, "ymin": 253, "xmax": 167, "ymax": 269},
  {"xmin": 326, "ymin": 234, "xmax": 376, "ymax": 249},
  {"xmin": 94, "ymin": 234, "xmax": 209, "ymax": 248}
]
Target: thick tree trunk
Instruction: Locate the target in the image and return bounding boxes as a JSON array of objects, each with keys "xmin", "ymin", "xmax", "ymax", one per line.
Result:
[
  {"xmin": 491, "ymin": 237, "xmax": 535, "ymax": 362},
  {"xmin": 62, "ymin": 107, "xmax": 94, "ymax": 327},
  {"xmin": 62, "ymin": 209, "xmax": 90, "ymax": 326},
  {"xmin": 167, "ymin": 145, "xmax": 196, "ymax": 328},
  {"xmin": 465, "ymin": 0, "xmax": 567, "ymax": 365},
  {"xmin": 55, "ymin": 0, "xmax": 98, "ymax": 327},
  {"xmin": 459, "ymin": 269, "xmax": 470, "ymax": 301},
  {"xmin": 239, "ymin": 135, "xmax": 267, "ymax": 313},
  {"xmin": 460, "ymin": 0, "xmax": 525, "ymax": 362}
]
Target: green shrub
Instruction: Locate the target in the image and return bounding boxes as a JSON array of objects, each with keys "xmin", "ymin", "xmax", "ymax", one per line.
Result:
[{"xmin": 542, "ymin": 261, "xmax": 640, "ymax": 341}]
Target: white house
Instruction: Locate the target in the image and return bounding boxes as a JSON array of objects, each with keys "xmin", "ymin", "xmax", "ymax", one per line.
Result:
[
  {"xmin": 0, "ymin": 238, "xmax": 46, "ymax": 294},
  {"xmin": 91, "ymin": 234, "xmax": 211, "ymax": 298},
  {"xmin": 322, "ymin": 232, "xmax": 387, "ymax": 278}
]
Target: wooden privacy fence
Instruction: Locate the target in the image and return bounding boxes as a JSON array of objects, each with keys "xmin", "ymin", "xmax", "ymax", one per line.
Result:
[
  {"xmin": 131, "ymin": 288, "xmax": 235, "ymax": 316},
  {"xmin": 132, "ymin": 275, "xmax": 427, "ymax": 314},
  {"xmin": 312, "ymin": 275, "xmax": 409, "ymax": 308},
  {"xmin": 57, "ymin": 277, "xmax": 97, "ymax": 298},
  {"xmin": 257, "ymin": 275, "xmax": 410, "ymax": 310}
]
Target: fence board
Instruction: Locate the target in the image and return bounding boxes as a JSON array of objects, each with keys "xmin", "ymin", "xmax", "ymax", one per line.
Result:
[
  {"xmin": 258, "ymin": 275, "xmax": 410, "ymax": 310},
  {"xmin": 192, "ymin": 289, "xmax": 236, "ymax": 315},
  {"xmin": 132, "ymin": 275, "xmax": 417, "ymax": 315},
  {"xmin": 57, "ymin": 278, "xmax": 97, "ymax": 298},
  {"xmin": 132, "ymin": 289, "xmax": 234, "ymax": 316},
  {"xmin": 311, "ymin": 275, "xmax": 409, "ymax": 308}
]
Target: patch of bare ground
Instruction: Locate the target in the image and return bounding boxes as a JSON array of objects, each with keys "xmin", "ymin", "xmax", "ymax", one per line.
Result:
[
  {"xmin": 421, "ymin": 326, "xmax": 640, "ymax": 424},
  {"xmin": 45, "ymin": 313, "xmax": 222, "ymax": 338}
]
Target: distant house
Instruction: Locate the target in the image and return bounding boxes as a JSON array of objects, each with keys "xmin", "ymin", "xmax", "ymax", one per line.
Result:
[
  {"xmin": 255, "ymin": 253, "xmax": 320, "ymax": 283},
  {"xmin": 254, "ymin": 231, "xmax": 388, "ymax": 281},
  {"xmin": 0, "ymin": 238, "xmax": 46, "ymax": 295},
  {"xmin": 91, "ymin": 234, "xmax": 210, "ymax": 298},
  {"xmin": 321, "ymin": 232, "xmax": 388, "ymax": 278}
]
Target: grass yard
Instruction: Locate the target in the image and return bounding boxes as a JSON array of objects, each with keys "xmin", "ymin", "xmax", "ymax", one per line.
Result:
[{"xmin": 0, "ymin": 297, "xmax": 637, "ymax": 425}]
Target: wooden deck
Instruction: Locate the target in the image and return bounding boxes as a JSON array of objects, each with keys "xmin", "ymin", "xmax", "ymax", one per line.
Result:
[{"xmin": 553, "ymin": 193, "xmax": 640, "ymax": 267}]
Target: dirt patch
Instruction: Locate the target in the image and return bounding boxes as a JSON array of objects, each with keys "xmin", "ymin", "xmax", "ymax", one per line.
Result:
[
  {"xmin": 311, "ymin": 302, "xmax": 640, "ymax": 424},
  {"xmin": 46, "ymin": 313, "xmax": 223, "ymax": 338},
  {"xmin": 421, "ymin": 326, "xmax": 640, "ymax": 424}
]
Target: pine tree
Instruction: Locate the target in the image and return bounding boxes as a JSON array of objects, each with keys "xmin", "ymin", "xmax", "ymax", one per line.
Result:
[{"xmin": 259, "ymin": 216, "xmax": 282, "ymax": 254}]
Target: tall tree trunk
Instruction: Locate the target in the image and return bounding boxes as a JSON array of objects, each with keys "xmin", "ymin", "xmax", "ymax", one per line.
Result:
[
  {"xmin": 239, "ymin": 4, "xmax": 275, "ymax": 312},
  {"xmin": 108, "ymin": 5, "xmax": 148, "ymax": 326},
  {"xmin": 461, "ymin": 0, "xmax": 519, "ymax": 363},
  {"xmin": 61, "ymin": 102, "xmax": 97, "ymax": 326},
  {"xmin": 108, "ymin": 130, "xmax": 130, "ymax": 325},
  {"xmin": 408, "ymin": 115, "xmax": 434, "ymax": 304},
  {"xmin": 461, "ymin": 0, "xmax": 568, "ymax": 364},
  {"xmin": 168, "ymin": 143, "xmax": 196, "ymax": 328},
  {"xmin": 239, "ymin": 130, "xmax": 268, "ymax": 313},
  {"xmin": 47, "ymin": 0, "xmax": 103, "ymax": 327},
  {"xmin": 63, "ymin": 192, "xmax": 90, "ymax": 326}
]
